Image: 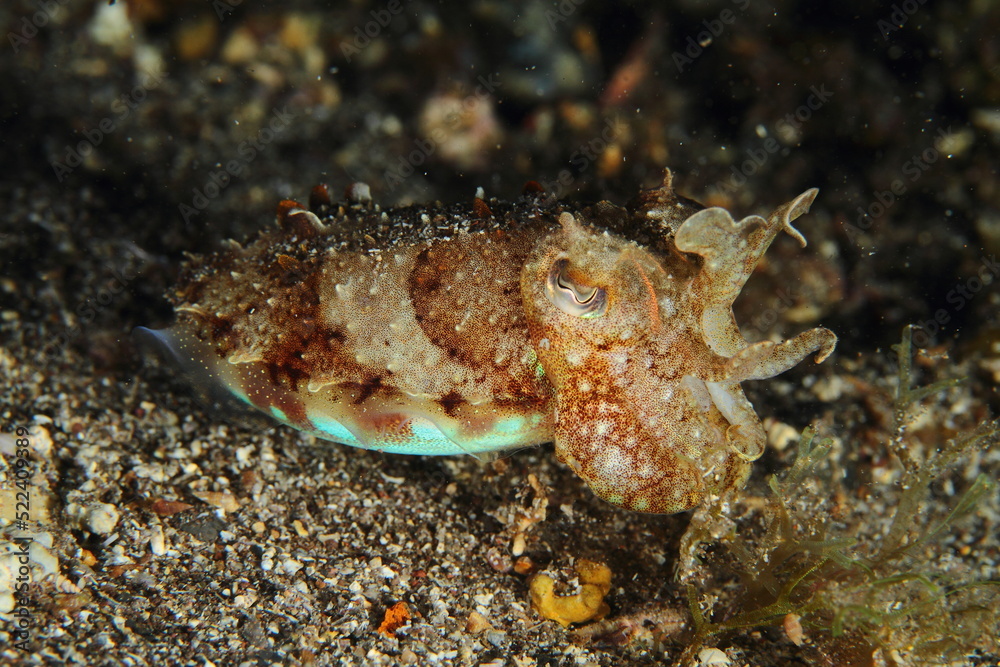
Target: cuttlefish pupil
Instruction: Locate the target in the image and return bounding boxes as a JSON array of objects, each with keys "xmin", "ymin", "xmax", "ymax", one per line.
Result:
[{"xmin": 546, "ymin": 258, "xmax": 608, "ymax": 319}]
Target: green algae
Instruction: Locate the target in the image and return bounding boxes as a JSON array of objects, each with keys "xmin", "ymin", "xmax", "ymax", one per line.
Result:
[{"xmin": 679, "ymin": 326, "xmax": 1000, "ymax": 665}]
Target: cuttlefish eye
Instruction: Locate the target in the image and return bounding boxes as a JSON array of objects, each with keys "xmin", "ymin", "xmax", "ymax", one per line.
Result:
[{"xmin": 545, "ymin": 258, "xmax": 608, "ymax": 318}]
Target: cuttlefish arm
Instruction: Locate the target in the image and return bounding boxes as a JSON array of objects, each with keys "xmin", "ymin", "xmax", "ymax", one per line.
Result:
[
  {"xmin": 674, "ymin": 189, "xmax": 820, "ymax": 358},
  {"xmin": 676, "ymin": 190, "xmax": 836, "ymax": 467}
]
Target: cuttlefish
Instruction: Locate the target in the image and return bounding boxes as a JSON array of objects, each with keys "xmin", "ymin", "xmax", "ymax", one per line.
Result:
[{"xmin": 142, "ymin": 170, "xmax": 835, "ymax": 513}]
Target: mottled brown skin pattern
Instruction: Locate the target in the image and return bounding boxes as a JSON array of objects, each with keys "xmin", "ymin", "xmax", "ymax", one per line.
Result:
[
  {"xmin": 521, "ymin": 211, "xmax": 745, "ymax": 513},
  {"xmin": 165, "ymin": 170, "xmax": 836, "ymax": 512},
  {"xmin": 169, "ymin": 192, "xmax": 564, "ymax": 454},
  {"xmin": 520, "ymin": 174, "xmax": 835, "ymax": 512},
  {"xmin": 407, "ymin": 230, "xmax": 544, "ymax": 403}
]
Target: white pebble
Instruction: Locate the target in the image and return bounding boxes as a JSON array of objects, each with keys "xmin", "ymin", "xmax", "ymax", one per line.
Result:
[
  {"xmin": 149, "ymin": 525, "xmax": 166, "ymax": 556},
  {"xmin": 85, "ymin": 502, "xmax": 120, "ymax": 535}
]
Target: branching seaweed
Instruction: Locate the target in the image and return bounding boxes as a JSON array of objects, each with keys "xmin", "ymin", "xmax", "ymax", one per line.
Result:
[{"xmin": 679, "ymin": 326, "xmax": 1000, "ymax": 665}]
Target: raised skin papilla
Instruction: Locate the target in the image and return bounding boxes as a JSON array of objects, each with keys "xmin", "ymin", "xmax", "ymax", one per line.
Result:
[{"xmin": 150, "ymin": 170, "xmax": 836, "ymax": 513}]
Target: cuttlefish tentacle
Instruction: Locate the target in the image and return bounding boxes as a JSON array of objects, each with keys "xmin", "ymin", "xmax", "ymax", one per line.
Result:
[
  {"xmin": 675, "ymin": 189, "xmax": 820, "ymax": 357},
  {"xmin": 697, "ymin": 313, "xmax": 836, "ymax": 464},
  {"xmin": 683, "ymin": 188, "xmax": 817, "ymax": 298},
  {"xmin": 704, "ymin": 381, "xmax": 767, "ymax": 461},
  {"xmin": 720, "ymin": 329, "xmax": 837, "ymax": 381}
]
